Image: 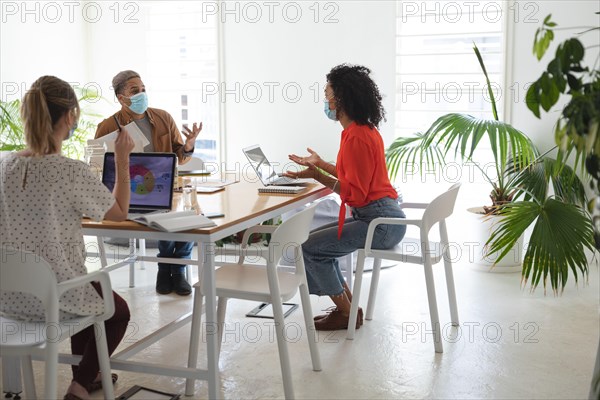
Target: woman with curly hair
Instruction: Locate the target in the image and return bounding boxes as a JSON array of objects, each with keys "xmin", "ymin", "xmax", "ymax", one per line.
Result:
[{"xmin": 285, "ymin": 64, "xmax": 406, "ymax": 331}]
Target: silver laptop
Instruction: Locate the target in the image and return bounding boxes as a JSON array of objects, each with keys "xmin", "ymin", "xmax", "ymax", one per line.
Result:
[
  {"xmin": 102, "ymin": 152, "xmax": 176, "ymax": 217},
  {"xmin": 242, "ymin": 145, "xmax": 301, "ymax": 186}
]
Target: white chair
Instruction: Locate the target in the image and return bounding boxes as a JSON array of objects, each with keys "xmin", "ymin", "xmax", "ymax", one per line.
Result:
[
  {"xmin": 280, "ymin": 196, "xmax": 356, "ymax": 289},
  {"xmin": 347, "ymin": 183, "xmax": 461, "ymax": 353},
  {"xmin": 179, "ymin": 155, "xmax": 205, "ymax": 170},
  {"xmin": 0, "ymin": 248, "xmax": 116, "ymax": 399},
  {"xmin": 186, "ymin": 204, "xmax": 322, "ymax": 399}
]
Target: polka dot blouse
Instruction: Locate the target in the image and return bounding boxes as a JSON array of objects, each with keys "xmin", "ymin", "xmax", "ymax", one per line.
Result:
[{"xmin": 1, "ymin": 153, "xmax": 115, "ymax": 321}]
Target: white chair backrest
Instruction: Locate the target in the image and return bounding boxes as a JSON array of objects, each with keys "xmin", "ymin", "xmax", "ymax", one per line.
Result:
[
  {"xmin": 268, "ymin": 203, "xmax": 319, "ymax": 267},
  {"xmin": 0, "ymin": 247, "xmax": 59, "ymax": 320},
  {"xmin": 180, "ymin": 156, "xmax": 205, "ymax": 170},
  {"xmin": 421, "ymin": 183, "xmax": 461, "ymax": 233}
]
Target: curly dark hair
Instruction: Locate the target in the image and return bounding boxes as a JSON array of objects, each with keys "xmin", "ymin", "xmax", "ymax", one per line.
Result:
[{"xmin": 326, "ymin": 64, "xmax": 386, "ymax": 129}]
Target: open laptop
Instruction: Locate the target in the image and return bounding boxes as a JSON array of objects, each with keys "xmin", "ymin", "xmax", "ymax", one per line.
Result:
[
  {"xmin": 102, "ymin": 152, "xmax": 176, "ymax": 217},
  {"xmin": 242, "ymin": 144, "xmax": 301, "ymax": 186}
]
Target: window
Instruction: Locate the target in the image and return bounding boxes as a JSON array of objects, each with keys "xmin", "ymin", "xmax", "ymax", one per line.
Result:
[
  {"xmin": 142, "ymin": 1, "xmax": 220, "ymax": 162},
  {"xmin": 395, "ymin": 0, "xmax": 506, "ymax": 137}
]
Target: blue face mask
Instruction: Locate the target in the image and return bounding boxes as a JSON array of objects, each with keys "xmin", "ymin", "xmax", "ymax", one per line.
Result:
[
  {"xmin": 67, "ymin": 121, "xmax": 78, "ymax": 140},
  {"xmin": 126, "ymin": 92, "xmax": 149, "ymax": 114},
  {"xmin": 323, "ymin": 100, "xmax": 337, "ymax": 121}
]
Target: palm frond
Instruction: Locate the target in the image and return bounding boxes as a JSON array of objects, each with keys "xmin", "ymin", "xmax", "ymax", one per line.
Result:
[
  {"xmin": 508, "ymin": 157, "xmax": 587, "ymax": 206},
  {"xmin": 385, "ymin": 133, "xmax": 445, "ymax": 182},
  {"xmin": 487, "ymin": 199, "xmax": 594, "ymax": 294},
  {"xmin": 420, "ymin": 114, "xmax": 537, "ymax": 188}
]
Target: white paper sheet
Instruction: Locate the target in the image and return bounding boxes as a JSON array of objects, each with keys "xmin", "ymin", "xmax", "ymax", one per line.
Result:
[{"xmin": 87, "ymin": 121, "xmax": 149, "ymax": 152}]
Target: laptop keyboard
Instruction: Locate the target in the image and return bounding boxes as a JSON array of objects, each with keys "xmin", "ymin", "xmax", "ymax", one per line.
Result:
[{"xmin": 270, "ymin": 176, "xmax": 299, "ymax": 185}]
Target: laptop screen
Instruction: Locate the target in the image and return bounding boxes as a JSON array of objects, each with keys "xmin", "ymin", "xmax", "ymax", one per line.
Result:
[
  {"xmin": 242, "ymin": 145, "xmax": 278, "ymax": 186},
  {"xmin": 102, "ymin": 152, "xmax": 176, "ymax": 211}
]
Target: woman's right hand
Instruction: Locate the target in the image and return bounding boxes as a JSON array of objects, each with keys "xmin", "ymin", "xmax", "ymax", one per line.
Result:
[{"xmin": 114, "ymin": 127, "xmax": 135, "ymax": 160}]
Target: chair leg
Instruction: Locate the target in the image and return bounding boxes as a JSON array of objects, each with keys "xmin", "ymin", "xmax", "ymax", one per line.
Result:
[
  {"xmin": 97, "ymin": 236, "xmax": 108, "ymax": 268},
  {"xmin": 138, "ymin": 238, "xmax": 146, "ymax": 270},
  {"xmin": 423, "ymin": 259, "xmax": 443, "ymax": 353},
  {"xmin": 271, "ymin": 299, "xmax": 295, "ymax": 399},
  {"xmin": 365, "ymin": 258, "xmax": 382, "ymax": 321},
  {"xmin": 186, "ymin": 265, "xmax": 192, "ymax": 285},
  {"xmin": 299, "ymin": 283, "xmax": 321, "ymax": 371},
  {"xmin": 347, "ymin": 251, "xmax": 366, "ymax": 340},
  {"xmin": 21, "ymin": 356, "xmax": 36, "ymax": 399},
  {"xmin": 185, "ymin": 288, "xmax": 204, "ymax": 396},
  {"xmin": 43, "ymin": 341, "xmax": 58, "ymax": 400},
  {"xmin": 443, "ymin": 256, "xmax": 459, "ymax": 326},
  {"xmin": 216, "ymin": 297, "xmax": 228, "ymax": 358},
  {"xmin": 94, "ymin": 322, "xmax": 115, "ymax": 400},
  {"xmin": 128, "ymin": 238, "xmax": 136, "ymax": 288},
  {"xmin": 342, "ymin": 252, "xmax": 354, "ymax": 291}
]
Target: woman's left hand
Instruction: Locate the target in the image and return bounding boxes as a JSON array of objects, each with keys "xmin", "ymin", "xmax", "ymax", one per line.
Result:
[
  {"xmin": 288, "ymin": 147, "xmax": 321, "ymax": 168},
  {"xmin": 183, "ymin": 122, "xmax": 202, "ymax": 151}
]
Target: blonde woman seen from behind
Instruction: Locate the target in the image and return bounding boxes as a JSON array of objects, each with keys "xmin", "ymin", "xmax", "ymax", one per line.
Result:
[{"xmin": 0, "ymin": 76, "xmax": 134, "ymax": 399}]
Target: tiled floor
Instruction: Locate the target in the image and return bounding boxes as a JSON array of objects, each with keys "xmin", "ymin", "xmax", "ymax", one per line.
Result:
[{"xmin": 2, "ymin": 238, "xmax": 598, "ymax": 399}]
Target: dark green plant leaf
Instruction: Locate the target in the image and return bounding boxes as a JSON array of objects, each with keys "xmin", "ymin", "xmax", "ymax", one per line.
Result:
[
  {"xmin": 526, "ymin": 83, "xmax": 542, "ymax": 118},
  {"xmin": 487, "ymin": 199, "xmax": 593, "ymax": 294},
  {"xmin": 385, "ymin": 133, "xmax": 445, "ymax": 182}
]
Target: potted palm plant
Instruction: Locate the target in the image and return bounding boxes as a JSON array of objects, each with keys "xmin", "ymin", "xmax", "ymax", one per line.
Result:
[
  {"xmin": 0, "ymin": 87, "xmax": 102, "ymax": 160},
  {"xmin": 386, "ymin": 42, "xmax": 594, "ymax": 293}
]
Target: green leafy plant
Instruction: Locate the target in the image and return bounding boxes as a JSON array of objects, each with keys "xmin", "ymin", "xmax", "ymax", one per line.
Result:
[
  {"xmin": 527, "ymin": 13, "xmax": 599, "ymax": 176},
  {"xmin": 0, "ymin": 87, "xmax": 104, "ymax": 160},
  {"xmin": 387, "ymin": 44, "xmax": 538, "ymax": 214},
  {"xmin": 526, "ymin": 13, "xmax": 600, "ymax": 249},
  {"xmin": 386, "ymin": 43, "xmax": 594, "ymax": 294}
]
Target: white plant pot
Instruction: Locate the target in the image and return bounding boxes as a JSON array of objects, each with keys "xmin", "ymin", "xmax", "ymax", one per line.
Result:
[{"xmin": 465, "ymin": 207, "xmax": 523, "ymax": 273}]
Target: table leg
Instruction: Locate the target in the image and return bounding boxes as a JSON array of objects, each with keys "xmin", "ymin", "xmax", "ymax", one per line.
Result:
[{"xmin": 202, "ymin": 241, "xmax": 220, "ymax": 399}]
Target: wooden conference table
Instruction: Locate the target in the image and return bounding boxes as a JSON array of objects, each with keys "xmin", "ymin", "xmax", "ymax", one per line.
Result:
[{"xmin": 80, "ymin": 178, "xmax": 330, "ymax": 398}]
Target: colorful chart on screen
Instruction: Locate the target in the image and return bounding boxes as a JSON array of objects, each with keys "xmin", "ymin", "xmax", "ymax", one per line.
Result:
[{"xmin": 130, "ymin": 164, "xmax": 155, "ymax": 195}]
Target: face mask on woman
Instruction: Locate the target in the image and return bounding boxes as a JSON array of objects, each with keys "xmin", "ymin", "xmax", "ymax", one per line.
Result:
[
  {"xmin": 324, "ymin": 100, "xmax": 337, "ymax": 121},
  {"xmin": 125, "ymin": 92, "xmax": 149, "ymax": 114}
]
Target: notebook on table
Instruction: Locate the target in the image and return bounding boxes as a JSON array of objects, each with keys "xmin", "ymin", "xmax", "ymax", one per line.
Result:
[
  {"xmin": 242, "ymin": 145, "xmax": 308, "ymax": 194},
  {"xmin": 102, "ymin": 152, "xmax": 176, "ymax": 218}
]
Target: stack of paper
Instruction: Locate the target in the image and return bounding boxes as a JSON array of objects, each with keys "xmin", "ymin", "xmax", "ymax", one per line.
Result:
[{"xmin": 87, "ymin": 121, "xmax": 149, "ymax": 152}]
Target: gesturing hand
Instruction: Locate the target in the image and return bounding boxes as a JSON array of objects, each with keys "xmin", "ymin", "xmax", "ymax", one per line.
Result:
[
  {"xmin": 288, "ymin": 147, "xmax": 322, "ymax": 168},
  {"xmin": 283, "ymin": 163, "xmax": 318, "ymax": 180},
  {"xmin": 183, "ymin": 122, "xmax": 202, "ymax": 151}
]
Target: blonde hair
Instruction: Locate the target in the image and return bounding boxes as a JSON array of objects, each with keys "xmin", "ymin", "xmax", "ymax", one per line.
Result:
[{"xmin": 20, "ymin": 76, "xmax": 80, "ymax": 156}]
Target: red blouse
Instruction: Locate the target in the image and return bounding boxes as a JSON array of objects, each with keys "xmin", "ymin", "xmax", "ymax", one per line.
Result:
[{"xmin": 336, "ymin": 122, "xmax": 398, "ymax": 238}]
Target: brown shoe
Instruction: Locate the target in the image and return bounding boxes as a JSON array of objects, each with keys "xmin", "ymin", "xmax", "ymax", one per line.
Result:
[
  {"xmin": 314, "ymin": 306, "xmax": 337, "ymax": 321},
  {"xmin": 314, "ymin": 308, "xmax": 363, "ymax": 331},
  {"xmin": 314, "ymin": 307, "xmax": 363, "ymax": 326}
]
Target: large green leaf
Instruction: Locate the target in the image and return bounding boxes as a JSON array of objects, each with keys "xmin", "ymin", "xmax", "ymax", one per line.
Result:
[
  {"xmin": 486, "ymin": 199, "xmax": 594, "ymax": 294},
  {"xmin": 509, "ymin": 156, "xmax": 587, "ymax": 206},
  {"xmin": 420, "ymin": 113, "xmax": 537, "ymax": 189},
  {"xmin": 385, "ymin": 133, "xmax": 445, "ymax": 182}
]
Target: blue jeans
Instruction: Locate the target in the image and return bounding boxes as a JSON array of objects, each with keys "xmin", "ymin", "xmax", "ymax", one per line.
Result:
[
  {"xmin": 302, "ymin": 197, "xmax": 406, "ymax": 296},
  {"xmin": 157, "ymin": 241, "xmax": 194, "ymax": 274}
]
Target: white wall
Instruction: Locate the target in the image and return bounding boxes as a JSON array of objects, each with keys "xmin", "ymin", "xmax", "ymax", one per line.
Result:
[
  {"xmin": 508, "ymin": 0, "xmax": 599, "ymax": 152},
  {"xmin": 0, "ymin": 1, "xmax": 87, "ymax": 101},
  {"xmin": 2, "ymin": 1, "xmax": 597, "ymax": 166},
  {"xmin": 220, "ymin": 1, "xmax": 396, "ymax": 168}
]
